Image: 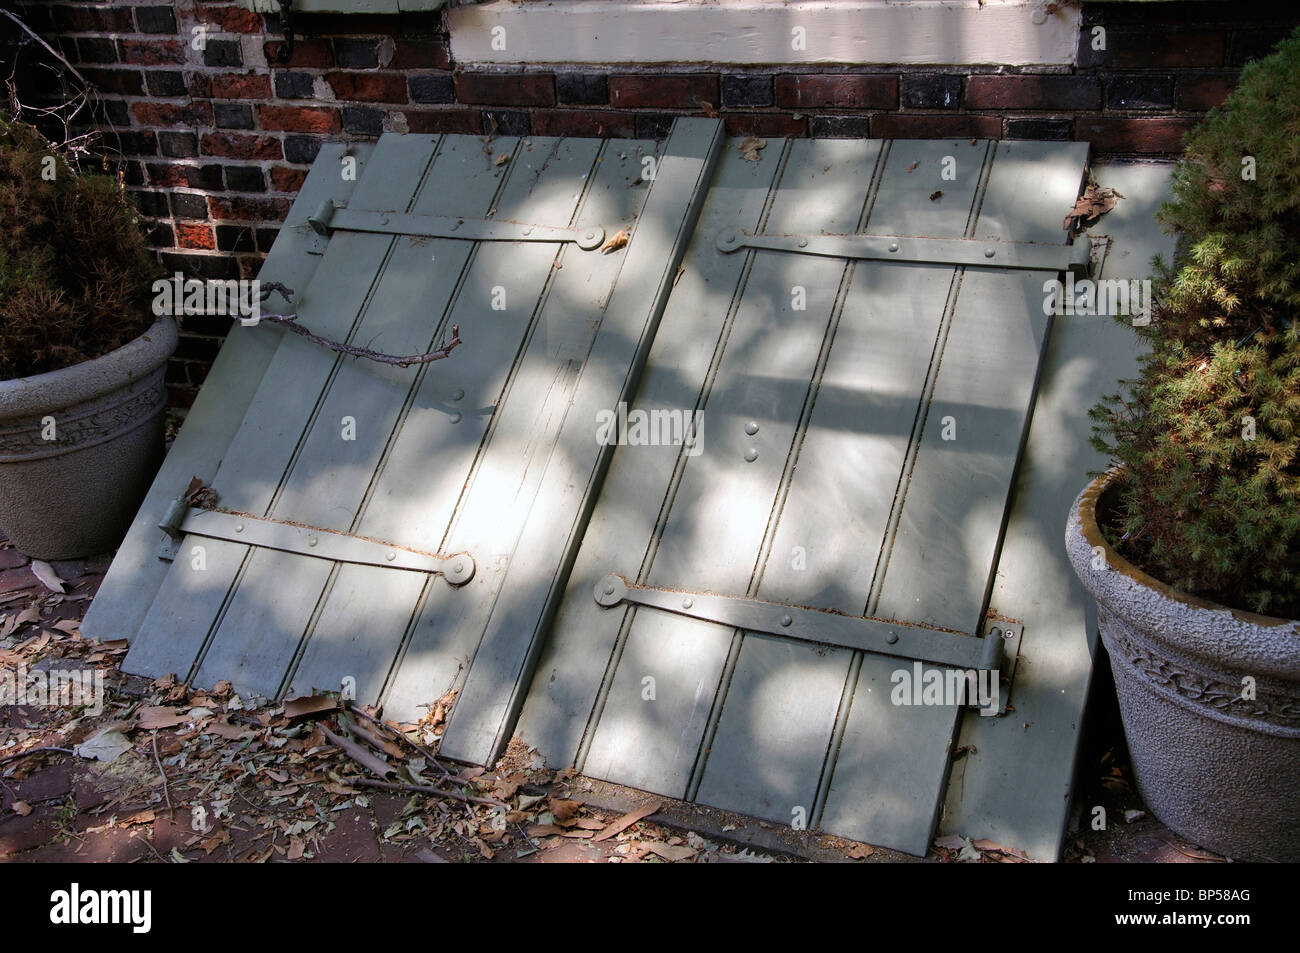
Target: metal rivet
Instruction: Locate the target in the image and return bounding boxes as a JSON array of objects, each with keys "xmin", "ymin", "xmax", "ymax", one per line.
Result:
[
  {"xmin": 603, "ymin": 582, "xmax": 616, "ymax": 596},
  {"xmin": 683, "ymin": 597, "xmax": 694, "ymax": 609},
  {"xmin": 452, "ymin": 389, "xmax": 465, "ymax": 401},
  {"xmin": 235, "ymin": 523, "xmax": 244, "ymax": 533},
  {"xmin": 386, "ymin": 552, "xmax": 396, "ymax": 562},
  {"xmin": 1004, "ymin": 628, "xmax": 1016, "ymax": 640},
  {"xmin": 888, "ymin": 242, "xmax": 899, "ymax": 253},
  {"xmin": 984, "ymin": 246, "xmax": 996, "ymax": 259},
  {"xmin": 744, "ymin": 447, "xmax": 759, "ymax": 462},
  {"xmin": 744, "ymin": 421, "xmax": 759, "ymax": 436},
  {"xmin": 779, "ymin": 614, "xmax": 792, "ymax": 627},
  {"xmin": 797, "ymin": 238, "xmax": 808, "ymax": 248},
  {"xmin": 887, "ymin": 632, "xmax": 899, "ymax": 644},
  {"xmin": 453, "ymin": 562, "xmax": 465, "ymax": 574},
  {"xmin": 522, "ymin": 226, "xmax": 533, "ymax": 236},
  {"xmin": 307, "ymin": 535, "xmax": 318, "ymax": 547},
  {"xmin": 449, "ymin": 412, "xmax": 462, "ymax": 424}
]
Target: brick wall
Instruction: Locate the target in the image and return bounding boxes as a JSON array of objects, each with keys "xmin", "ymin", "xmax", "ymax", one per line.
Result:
[{"xmin": 8, "ymin": 0, "xmax": 1299, "ymax": 405}]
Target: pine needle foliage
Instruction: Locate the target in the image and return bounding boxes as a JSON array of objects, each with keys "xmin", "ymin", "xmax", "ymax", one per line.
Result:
[
  {"xmin": 0, "ymin": 116, "xmax": 161, "ymax": 380},
  {"xmin": 1090, "ymin": 27, "xmax": 1300, "ymax": 618}
]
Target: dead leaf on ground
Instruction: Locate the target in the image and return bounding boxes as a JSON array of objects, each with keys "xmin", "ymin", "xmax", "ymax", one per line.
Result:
[
  {"xmin": 601, "ymin": 229, "xmax": 630, "ymax": 254},
  {"xmin": 12, "ymin": 800, "xmax": 32, "ymax": 817},
  {"xmin": 645, "ymin": 841, "xmax": 697, "ymax": 862},
  {"xmin": 698, "ymin": 100, "xmax": 720, "ymax": 118},
  {"xmin": 548, "ymin": 797, "xmax": 583, "ymax": 822},
  {"xmin": 137, "ymin": 706, "xmax": 192, "ymax": 730},
  {"xmin": 1064, "ymin": 182, "xmax": 1123, "ymax": 234},
  {"xmin": 283, "ymin": 694, "xmax": 340, "ymax": 720},
  {"xmin": 593, "ymin": 801, "xmax": 661, "ymax": 842},
  {"xmin": 933, "ymin": 833, "xmax": 968, "ymax": 851},
  {"xmin": 493, "ymin": 153, "xmax": 509, "ymax": 166},
  {"xmin": 30, "ymin": 560, "xmax": 66, "ymax": 593},
  {"xmin": 844, "ymin": 842, "xmax": 874, "ymax": 859},
  {"xmin": 738, "ymin": 136, "xmax": 767, "ymax": 162},
  {"xmin": 75, "ymin": 728, "xmax": 133, "ymax": 763}
]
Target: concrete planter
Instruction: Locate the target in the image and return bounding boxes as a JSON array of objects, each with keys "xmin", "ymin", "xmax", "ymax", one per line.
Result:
[
  {"xmin": 1066, "ymin": 469, "xmax": 1300, "ymax": 862},
  {"xmin": 0, "ymin": 317, "xmax": 177, "ymax": 560}
]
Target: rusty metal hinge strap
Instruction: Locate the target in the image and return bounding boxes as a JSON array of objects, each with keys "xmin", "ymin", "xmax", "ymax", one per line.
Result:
[
  {"xmin": 157, "ymin": 502, "xmax": 475, "ymax": 586},
  {"xmin": 716, "ymin": 229, "xmax": 1090, "ymax": 276},
  {"xmin": 594, "ymin": 574, "xmax": 1019, "ymax": 676},
  {"xmin": 305, "ymin": 199, "xmax": 606, "ymax": 250}
]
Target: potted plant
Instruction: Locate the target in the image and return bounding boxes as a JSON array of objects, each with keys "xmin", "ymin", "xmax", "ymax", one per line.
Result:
[
  {"xmin": 0, "ymin": 116, "xmax": 175, "ymax": 560},
  {"xmin": 1066, "ymin": 28, "xmax": 1300, "ymax": 862}
]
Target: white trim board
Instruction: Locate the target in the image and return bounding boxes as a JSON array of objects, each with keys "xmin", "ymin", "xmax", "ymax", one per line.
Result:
[{"xmin": 449, "ymin": 1, "xmax": 1082, "ymax": 68}]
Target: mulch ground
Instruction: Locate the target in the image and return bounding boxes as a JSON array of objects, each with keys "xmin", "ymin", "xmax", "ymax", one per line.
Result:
[{"xmin": 0, "ymin": 533, "xmax": 1224, "ymax": 865}]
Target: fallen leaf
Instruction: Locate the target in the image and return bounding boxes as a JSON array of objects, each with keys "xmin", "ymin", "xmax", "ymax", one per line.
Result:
[
  {"xmin": 1063, "ymin": 182, "xmax": 1123, "ymax": 234},
  {"xmin": 844, "ymin": 842, "xmax": 874, "ymax": 859},
  {"xmin": 738, "ymin": 136, "xmax": 767, "ymax": 162},
  {"xmin": 549, "ymin": 797, "xmax": 583, "ymax": 822},
  {"xmin": 1124, "ymin": 809, "xmax": 1146, "ymax": 824},
  {"xmin": 75, "ymin": 728, "xmax": 133, "ymax": 763},
  {"xmin": 906, "ymin": 161, "xmax": 918, "ymax": 173},
  {"xmin": 957, "ymin": 843, "xmax": 982, "ymax": 862},
  {"xmin": 929, "ymin": 189, "xmax": 943, "ymax": 201},
  {"xmin": 12, "ymin": 800, "xmax": 32, "ymax": 817},
  {"xmin": 283, "ymin": 694, "xmax": 340, "ymax": 720},
  {"xmin": 30, "ymin": 560, "xmax": 66, "ymax": 593},
  {"xmin": 493, "ymin": 153, "xmax": 509, "ymax": 166},
  {"xmin": 698, "ymin": 100, "xmax": 720, "ymax": 118},
  {"xmin": 137, "ymin": 706, "xmax": 191, "ymax": 730},
  {"xmin": 601, "ymin": 229, "xmax": 630, "ymax": 254},
  {"xmin": 933, "ymin": 833, "xmax": 968, "ymax": 851},
  {"xmin": 593, "ymin": 801, "xmax": 661, "ymax": 843},
  {"xmin": 645, "ymin": 841, "xmax": 696, "ymax": 862}
]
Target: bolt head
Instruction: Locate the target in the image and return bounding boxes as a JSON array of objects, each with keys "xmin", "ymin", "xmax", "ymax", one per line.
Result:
[
  {"xmin": 386, "ymin": 552, "xmax": 396, "ymax": 562},
  {"xmin": 779, "ymin": 614, "xmax": 792, "ymax": 627},
  {"xmin": 984, "ymin": 247, "xmax": 996, "ymax": 258},
  {"xmin": 744, "ymin": 447, "xmax": 759, "ymax": 463},
  {"xmin": 887, "ymin": 632, "xmax": 899, "ymax": 644},
  {"xmin": 604, "ymin": 582, "xmax": 616, "ymax": 596},
  {"xmin": 683, "ymin": 597, "xmax": 694, "ymax": 609},
  {"xmin": 744, "ymin": 421, "xmax": 759, "ymax": 435}
]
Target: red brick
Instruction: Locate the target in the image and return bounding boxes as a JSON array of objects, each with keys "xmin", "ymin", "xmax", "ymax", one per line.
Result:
[
  {"xmin": 197, "ymin": 5, "xmax": 265, "ymax": 33},
  {"xmin": 238, "ymin": 255, "xmax": 266, "ymax": 280},
  {"xmin": 609, "ymin": 74, "xmax": 717, "ymax": 109},
  {"xmin": 326, "ymin": 72, "xmax": 408, "ymax": 103},
  {"xmin": 132, "ymin": 102, "xmax": 214, "ymax": 128},
  {"xmin": 1177, "ymin": 73, "xmax": 1238, "ymax": 111},
  {"xmin": 210, "ymin": 73, "xmax": 272, "ymax": 100},
  {"xmin": 723, "ymin": 113, "xmax": 807, "ymax": 138},
  {"xmin": 402, "ymin": 109, "xmax": 484, "ymax": 135},
  {"xmin": 774, "ymin": 74, "xmax": 897, "ymax": 110},
  {"xmin": 269, "ymin": 166, "xmax": 307, "ymax": 192},
  {"xmin": 965, "ymin": 75, "xmax": 1101, "ymax": 111},
  {"xmin": 175, "ymin": 223, "xmax": 216, "ymax": 251},
  {"xmin": 200, "ymin": 132, "xmax": 283, "ymax": 160},
  {"xmin": 146, "ymin": 163, "xmax": 189, "ymax": 187},
  {"xmin": 53, "ymin": 5, "xmax": 134, "ymax": 33},
  {"xmin": 391, "ymin": 39, "xmax": 451, "ymax": 71},
  {"xmin": 531, "ymin": 110, "xmax": 636, "ymax": 139},
  {"xmin": 82, "ymin": 68, "xmax": 144, "ymax": 96},
  {"xmin": 257, "ymin": 105, "xmax": 342, "ymax": 134},
  {"xmin": 454, "ymin": 72, "xmax": 555, "ymax": 106},
  {"xmin": 264, "ymin": 38, "xmax": 332, "ymax": 68},
  {"xmin": 210, "ymin": 196, "xmax": 292, "ymax": 222},
  {"xmin": 871, "ymin": 113, "xmax": 1002, "ymax": 140},
  {"xmin": 1075, "ymin": 117, "xmax": 1198, "ymax": 154},
  {"xmin": 1110, "ymin": 30, "xmax": 1225, "ymax": 69},
  {"xmin": 118, "ymin": 39, "xmax": 186, "ymax": 66}
]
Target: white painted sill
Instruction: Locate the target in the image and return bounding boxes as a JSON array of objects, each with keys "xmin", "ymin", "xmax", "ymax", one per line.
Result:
[{"xmin": 448, "ymin": 0, "xmax": 1083, "ymax": 68}]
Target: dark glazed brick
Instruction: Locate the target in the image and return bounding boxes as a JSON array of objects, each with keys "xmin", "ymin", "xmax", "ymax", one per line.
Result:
[
  {"xmin": 342, "ymin": 106, "xmax": 385, "ymax": 137},
  {"xmin": 809, "ymin": 115, "xmax": 871, "ymax": 138},
  {"xmin": 255, "ymin": 228, "xmax": 281, "ymax": 253},
  {"xmin": 203, "ymin": 40, "xmax": 243, "ymax": 69},
  {"xmin": 557, "ymin": 73, "xmax": 609, "ymax": 106},
  {"xmin": 634, "ymin": 113, "xmax": 675, "ymax": 140},
  {"xmin": 456, "ymin": 73, "xmax": 554, "ymax": 106},
  {"xmin": 723, "ymin": 113, "xmax": 806, "ymax": 138},
  {"xmin": 170, "ymin": 193, "xmax": 209, "ymax": 220},
  {"xmin": 147, "ymin": 222, "xmax": 174, "ymax": 248},
  {"xmin": 134, "ymin": 6, "xmax": 178, "ymax": 34},
  {"xmin": 284, "ymin": 135, "xmax": 322, "ymax": 164},
  {"xmin": 214, "ymin": 103, "xmax": 255, "ymax": 130},
  {"xmin": 902, "ymin": 74, "xmax": 963, "ymax": 109},
  {"xmin": 966, "ymin": 75, "xmax": 1101, "ymax": 110},
  {"xmin": 1177, "ymin": 72, "xmax": 1238, "ymax": 111},
  {"xmin": 1106, "ymin": 74, "xmax": 1174, "ymax": 110},
  {"xmin": 334, "ymin": 39, "xmax": 379, "ymax": 69},
  {"xmin": 775, "ymin": 74, "xmax": 898, "ymax": 109},
  {"xmin": 274, "ymin": 72, "xmax": 316, "ymax": 99},
  {"xmin": 403, "ymin": 110, "xmax": 483, "ymax": 135},
  {"xmin": 145, "ymin": 70, "xmax": 186, "ymax": 98},
  {"xmin": 1005, "ymin": 118, "xmax": 1073, "ymax": 140},
  {"xmin": 873, "ymin": 113, "xmax": 1001, "ymax": 139},
  {"xmin": 483, "ymin": 110, "xmax": 530, "ymax": 136},
  {"xmin": 132, "ymin": 190, "xmax": 170, "ymax": 218},
  {"xmin": 159, "ymin": 132, "xmax": 199, "ymax": 159},
  {"xmin": 410, "ymin": 74, "xmax": 455, "ymax": 104},
  {"xmin": 721, "ymin": 74, "xmax": 774, "ymax": 108},
  {"xmin": 82, "ymin": 68, "xmax": 144, "ymax": 96},
  {"xmin": 185, "ymin": 164, "xmax": 225, "ymax": 191},
  {"xmin": 531, "ymin": 111, "xmax": 636, "ymax": 139},
  {"xmin": 1228, "ymin": 30, "xmax": 1285, "ymax": 67},
  {"xmin": 224, "ymin": 167, "xmax": 267, "ymax": 193},
  {"xmin": 76, "ymin": 37, "xmax": 118, "ymax": 64}
]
